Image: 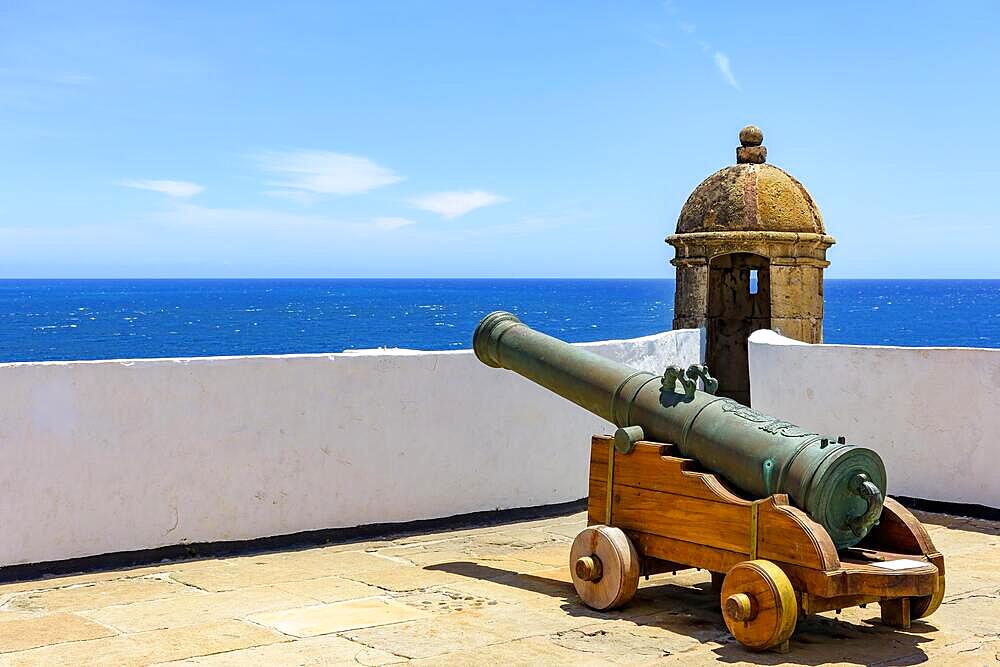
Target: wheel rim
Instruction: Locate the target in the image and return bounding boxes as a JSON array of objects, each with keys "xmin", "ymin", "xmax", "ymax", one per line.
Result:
[
  {"xmin": 569, "ymin": 525, "xmax": 640, "ymax": 610},
  {"xmin": 912, "ymin": 574, "xmax": 945, "ymax": 619},
  {"xmin": 720, "ymin": 559, "xmax": 798, "ymax": 651}
]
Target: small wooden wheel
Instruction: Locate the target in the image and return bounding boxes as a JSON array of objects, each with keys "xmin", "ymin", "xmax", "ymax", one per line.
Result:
[
  {"xmin": 911, "ymin": 574, "xmax": 945, "ymax": 619},
  {"xmin": 569, "ymin": 525, "xmax": 640, "ymax": 610},
  {"xmin": 721, "ymin": 559, "xmax": 798, "ymax": 651}
]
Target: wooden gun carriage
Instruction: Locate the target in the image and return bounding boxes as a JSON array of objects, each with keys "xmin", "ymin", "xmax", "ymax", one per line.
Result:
[
  {"xmin": 570, "ymin": 436, "xmax": 946, "ymax": 652},
  {"xmin": 473, "ymin": 311, "xmax": 945, "ymax": 652}
]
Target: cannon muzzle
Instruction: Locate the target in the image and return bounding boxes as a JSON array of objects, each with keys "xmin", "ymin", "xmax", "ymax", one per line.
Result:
[{"xmin": 474, "ymin": 311, "xmax": 885, "ymax": 549}]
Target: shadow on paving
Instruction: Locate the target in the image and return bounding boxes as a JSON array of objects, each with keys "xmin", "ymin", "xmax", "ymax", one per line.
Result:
[
  {"xmin": 428, "ymin": 561, "xmax": 934, "ymax": 666},
  {"xmin": 913, "ymin": 510, "xmax": 1000, "ymax": 537}
]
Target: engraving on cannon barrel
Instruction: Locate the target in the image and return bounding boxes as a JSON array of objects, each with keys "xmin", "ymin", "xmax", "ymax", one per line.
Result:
[{"xmin": 719, "ymin": 400, "xmax": 818, "ymax": 437}]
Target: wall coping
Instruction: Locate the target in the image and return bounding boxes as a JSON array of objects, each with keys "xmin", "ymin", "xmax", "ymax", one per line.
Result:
[
  {"xmin": 0, "ymin": 328, "xmax": 697, "ymax": 369},
  {"xmin": 749, "ymin": 328, "xmax": 1000, "ymax": 353}
]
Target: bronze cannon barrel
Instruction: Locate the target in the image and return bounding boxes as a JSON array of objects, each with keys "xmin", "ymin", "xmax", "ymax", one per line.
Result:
[{"xmin": 474, "ymin": 311, "xmax": 886, "ymax": 549}]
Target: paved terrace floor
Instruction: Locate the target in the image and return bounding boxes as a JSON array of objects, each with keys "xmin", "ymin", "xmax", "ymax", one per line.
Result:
[{"xmin": 0, "ymin": 509, "xmax": 997, "ymax": 666}]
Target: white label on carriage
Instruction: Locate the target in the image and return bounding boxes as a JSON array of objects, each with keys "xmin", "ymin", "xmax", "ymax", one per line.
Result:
[{"xmin": 870, "ymin": 559, "xmax": 928, "ymax": 571}]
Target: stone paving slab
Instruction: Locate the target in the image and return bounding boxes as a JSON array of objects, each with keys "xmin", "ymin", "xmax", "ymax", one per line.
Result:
[
  {"xmin": 0, "ymin": 612, "xmax": 116, "ymax": 653},
  {"xmin": 270, "ymin": 575, "xmax": 384, "ymax": 603},
  {"xmin": 152, "ymin": 634, "xmax": 406, "ymax": 666},
  {"xmin": 1, "ymin": 619, "xmax": 284, "ymax": 667},
  {"xmin": 0, "ymin": 509, "xmax": 996, "ymax": 665},
  {"xmin": 3, "ymin": 576, "xmax": 200, "ymax": 614},
  {"xmin": 78, "ymin": 585, "xmax": 319, "ymax": 633},
  {"xmin": 248, "ymin": 597, "xmax": 432, "ymax": 638}
]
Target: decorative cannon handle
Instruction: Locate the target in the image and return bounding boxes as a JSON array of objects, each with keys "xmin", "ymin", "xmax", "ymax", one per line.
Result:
[
  {"xmin": 686, "ymin": 364, "xmax": 719, "ymax": 395},
  {"xmin": 662, "ymin": 365, "xmax": 696, "ymax": 398},
  {"xmin": 847, "ymin": 474, "xmax": 883, "ymax": 536},
  {"xmin": 662, "ymin": 364, "xmax": 719, "ymax": 398}
]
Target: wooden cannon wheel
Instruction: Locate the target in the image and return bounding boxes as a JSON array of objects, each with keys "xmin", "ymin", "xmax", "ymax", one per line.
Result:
[
  {"xmin": 911, "ymin": 574, "xmax": 945, "ymax": 619},
  {"xmin": 721, "ymin": 560, "xmax": 798, "ymax": 651},
  {"xmin": 569, "ymin": 525, "xmax": 640, "ymax": 610}
]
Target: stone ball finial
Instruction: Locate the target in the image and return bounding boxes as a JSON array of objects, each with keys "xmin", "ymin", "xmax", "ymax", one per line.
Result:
[
  {"xmin": 737, "ymin": 125, "xmax": 766, "ymax": 164},
  {"xmin": 739, "ymin": 125, "xmax": 763, "ymax": 147}
]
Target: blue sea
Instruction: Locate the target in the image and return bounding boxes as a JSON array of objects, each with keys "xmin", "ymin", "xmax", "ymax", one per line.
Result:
[{"xmin": 1, "ymin": 279, "xmax": 998, "ymax": 363}]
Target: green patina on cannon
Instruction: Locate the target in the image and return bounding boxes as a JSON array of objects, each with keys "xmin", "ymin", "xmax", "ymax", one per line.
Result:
[{"xmin": 474, "ymin": 311, "xmax": 886, "ymax": 549}]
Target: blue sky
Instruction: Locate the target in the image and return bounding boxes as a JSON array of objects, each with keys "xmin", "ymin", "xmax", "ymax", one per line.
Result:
[{"xmin": 1, "ymin": 1, "xmax": 998, "ymax": 278}]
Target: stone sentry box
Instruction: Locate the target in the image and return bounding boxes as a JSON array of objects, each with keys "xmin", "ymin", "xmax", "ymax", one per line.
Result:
[{"xmin": 666, "ymin": 126, "xmax": 835, "ymax": 404}]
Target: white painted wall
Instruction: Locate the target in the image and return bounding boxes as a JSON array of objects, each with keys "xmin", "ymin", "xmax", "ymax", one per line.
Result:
[
  {"xmin": 0, "ymin": 329, "xmax": 700, "ymax": 568},
  {"xmin": 748, "ymin": 329, "xmax": 1000, "ymax": 508}
]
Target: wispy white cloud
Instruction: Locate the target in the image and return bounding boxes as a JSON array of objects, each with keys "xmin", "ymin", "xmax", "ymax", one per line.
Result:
[
  {"xmin": 422, "ymin": 210, "xmax": 592, "ymax": 240},
  {"xmin": 409, "ymin": 191, "xmax": 508, "ymax": 219},
  {"xmin": 263, "ymin": 189, "xmax": 321, "ymax": 205},
  {"xmin": 160, "ymin": 203, "xmax": 357, "ymax": 231},
  {"xmin": 373, "ymin": 216, "xmax": 417, "ymax": 231},
  {"xmin": 713, "ymin": 51, "xmax": 740, "ymax": 90},
  {"xmin": 0, "ymin": 68, "xmax": 94, "ymax": 86},
  {"xmin": 660, "ymin": 4, "xmax": 740, "ymax": 92},
  {"xmin": 257, "ymin": 150, "xmax": 402, "ymax": 196},
  {"xmin": 49, "ymin": 72, "xmax": 94, "ymax": 85},
  {"xmin": 119, "ymin": 179, "xmax": 205, "ymax": 198},
  {"xmin": 0, "ymin": 68, "xmax": 95, "ymax": 110},
  {"xmin": 152, "ymin": 202, "xmax": 427, "ymax": 238}
]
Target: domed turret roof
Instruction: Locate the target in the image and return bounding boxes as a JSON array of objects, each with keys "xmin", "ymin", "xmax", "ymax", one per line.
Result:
[{"xmin": 675, "ymin": 126, "xmax": 825, "ymax": 235}]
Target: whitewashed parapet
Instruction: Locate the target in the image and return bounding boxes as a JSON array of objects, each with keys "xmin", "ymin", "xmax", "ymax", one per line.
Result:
[
  {"xmin": 0, "ymin": 329, "xmax": 700, "ymax": 568},
  {"xmin": 748, "ymin": 329, "xmax": 1000, "ymax": 509}
]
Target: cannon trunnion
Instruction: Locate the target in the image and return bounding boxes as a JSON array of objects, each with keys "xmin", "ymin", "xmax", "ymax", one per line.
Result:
[{"xmin": 473, "ymin": 311, "xmax": 944, "ymax": 652}]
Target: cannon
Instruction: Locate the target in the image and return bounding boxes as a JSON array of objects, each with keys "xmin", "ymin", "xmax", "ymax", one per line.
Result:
[
  {"xmin": 474, "ymin": 310, "xmax": 884, "ymax": 548},
  {"xmin": 474, "ymin": 311, "xmax": 944, "ymax": 651}
]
